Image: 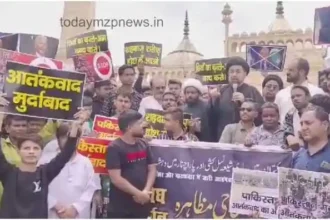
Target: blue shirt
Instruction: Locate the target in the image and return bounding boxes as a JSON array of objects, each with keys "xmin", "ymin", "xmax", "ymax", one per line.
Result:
[{"xmin": 293, "ymin": 142, "xmax": 330, "ymax": 173}]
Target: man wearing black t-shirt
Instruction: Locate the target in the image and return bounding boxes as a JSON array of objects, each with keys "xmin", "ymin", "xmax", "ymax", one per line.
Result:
[
  {"xmin": 106, "ymin": 110, "xmax": 157, "ymax": 218},
  {"xmin": 0, "ymin": 108, "xmax": 89, "ymax": 218}
]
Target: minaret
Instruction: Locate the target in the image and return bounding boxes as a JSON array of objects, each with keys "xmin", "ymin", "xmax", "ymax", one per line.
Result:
[
  {"xmin": 183, "ymin": 10, "xmax": 189, "ymax": 39},
  {"xmin": 222, "ymin": 3, "xmax": 233, "ymax": 57},
  {"xmin": 56, "ymin": 1, "xmax": 96, "ymax": 64},
  {"xmin": 276, "ymin": 1, "xmax": 284, "ymax": 18}
]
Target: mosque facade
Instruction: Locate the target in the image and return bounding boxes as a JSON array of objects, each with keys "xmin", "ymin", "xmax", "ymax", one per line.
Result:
[{"xmin": 57, "ymin": 1, "xmax": 327, "ymax": 90}]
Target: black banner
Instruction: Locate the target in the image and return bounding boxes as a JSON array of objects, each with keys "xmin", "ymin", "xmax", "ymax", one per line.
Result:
[
  {"xmin": 314, "ymin": 6, "xmax": 330, "ymax": 45},
  {"xmin": 0, "ymin": 34, "xmax": 18, "ymax": 51},
  {"xmin": 3, "ymin": 61, "xmax": 86, "ymax": 120},
  {"xmin": 18, "ymin": 34, "xmax": 59, "ymax": 59},
  {"xmin": 66, "ymin": 30, "xmax": 108, "ymax": 59},
  {"xmin": 195, "ymin": 58, "xmax": 229, "ymax": 85},
  {"xmin": 149, "ymin": 141, "xmax": 293, "ymax": 218},
  {"xmin": 124, "ymin": 42, "xmax": 162, "ymax": 67},
  {"xmin": 145, "ymin": 109, "xmax": 165, "ymax": 138}
]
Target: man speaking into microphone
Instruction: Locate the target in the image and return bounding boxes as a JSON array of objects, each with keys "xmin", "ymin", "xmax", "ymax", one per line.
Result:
[{"xmin": 209, "ymin": 56, "xmax": 264, "ymax": 141}]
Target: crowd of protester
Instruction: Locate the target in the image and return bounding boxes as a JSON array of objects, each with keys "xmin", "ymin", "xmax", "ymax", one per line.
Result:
[{"xmin": 0, "ymin": 56, "xmax": 330, "ymax": 218}]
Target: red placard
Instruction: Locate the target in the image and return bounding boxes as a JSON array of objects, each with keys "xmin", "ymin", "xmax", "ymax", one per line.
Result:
[
  {"xmin": 77, "ymin": 137, "xmax": 111, "ymax": 174},
  {"xmin": 73, "ymin": 51, "xmax": 113, "ymax": 82},
  {"xmin": 0, "ymin": 48, "xmax": 63, "ymax": 73},
  {"xmin": 92, "ymin": 114, "xmax": 123, "ymax": 140}
]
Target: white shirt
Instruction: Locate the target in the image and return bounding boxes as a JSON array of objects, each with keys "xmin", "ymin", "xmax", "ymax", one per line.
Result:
[
  {"xmin": 39, "ymin": 140, "xmax": 101, "ymax": 219},
  {"xmin": 138, "ymin": 95, "xmax": 163, "ymax": 116},
  {"xmin": 275, "ymin": 81, "xmax": 324, "ymax": 123}
]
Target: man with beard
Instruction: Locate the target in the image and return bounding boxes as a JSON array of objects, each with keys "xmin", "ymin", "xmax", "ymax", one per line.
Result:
[
  {"xmin": 284, "ymin": 86, "xmax": 311, "ymax": 150},
  {"xmin": 293, "ymin": 107, "xmax": 330, "ymax": 173},
  {"xmin": 158, "ymin": 107, "xmax": 198, "ymax": 141},
  {"xmin": 209, "ymin": 57, "xmax": 264, "ymax": 141},
  {"xmin": 182, "ymin": 78, "xmax": 211, "ymax": 142},
  {"xmin": 138, "ymin": 77, "xmax": 166, "ymax": 116},
  {"xmin": 219, "ymin": 101, "xmax": 257, "ymax": 144},
  {"xmin": 106, "ymin": 110, "xmax": 157, "ymax": 218},
  {"xmin": 162, "ymin": 91, "xmax": 178, "ymax": 110},
  {"xmin": 275, "ymin": 58, "xmax": 324, "ymax": 123}
]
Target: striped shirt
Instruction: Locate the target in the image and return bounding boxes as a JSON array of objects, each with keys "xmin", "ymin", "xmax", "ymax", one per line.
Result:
[
  {"xmin": 157, "ymin": 132, "xmax": 199, "ymax": 141},
  {"xmin": 100, "ymin": 89, "xmax": 142, "ymax": 117}
]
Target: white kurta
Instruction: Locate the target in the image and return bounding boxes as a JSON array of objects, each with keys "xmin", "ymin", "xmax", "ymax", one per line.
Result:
[
  {"xmin": 138, "ymin": 95, "xmax": 163, "ymax": 116},
  {"xmin": 39, "ymin": 140, "xmax": 101, "ymax": 219}
]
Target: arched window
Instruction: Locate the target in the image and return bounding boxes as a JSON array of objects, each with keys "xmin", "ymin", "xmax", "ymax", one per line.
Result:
[
  {"xmin": 304, "ymin": 40, "xmax": 313, "ymax": 49},
  {"xmin": 286, "ymin": 40, "xmax": 294, "ymax": 50},
  {"xmin": 240, "ymin": 42, "xmax": 246, "ymax": 52},
  {"xmin": 295, "ymin": 40, "xmax": 303, "ymax": 49}
]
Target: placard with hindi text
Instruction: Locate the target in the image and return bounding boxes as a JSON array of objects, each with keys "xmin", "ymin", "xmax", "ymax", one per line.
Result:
[
  {"xmin": 195, "ymin": 58, "xmax": 229, "ymax": 85},
  {"xmin": 229, "ymin": 168, "xmax": 278, "ymax": 218},
  {"xmin": 66, "ymin": 30, "xmax": 108, "ymax": 59},
  {"xmin": 124, "ymin": 42, "xmax": 162, "ymax": 67},
  {"xmin": 92, "ymin": 114, "xmax": 122, "ymax": 140},
  {"xmin": 2, "ymin": 61, "xmax": 85, "ymax": 120},
  {"xmin": 77, "ymin": 137, "xmax": 110, "ymax": 174},
  {"xmin": 145, "ymin": 109, "xmax": 166, "ymax": 138}
]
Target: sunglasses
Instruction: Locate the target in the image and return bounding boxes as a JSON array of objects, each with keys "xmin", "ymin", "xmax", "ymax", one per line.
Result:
[{"xmin": 240, "ymin": 108, "xmax": 253, "ymax": 112}]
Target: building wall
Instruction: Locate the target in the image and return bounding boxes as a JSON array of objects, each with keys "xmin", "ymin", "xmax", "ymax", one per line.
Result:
[{"xmin": 227, "ymin": 29, "xmax": 324, "ymax": 90}]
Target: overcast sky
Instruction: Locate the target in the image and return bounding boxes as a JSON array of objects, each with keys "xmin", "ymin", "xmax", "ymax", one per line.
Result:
[{"xmin": 0, "ymin": 1, "xmax": 328, "ymax": 65}]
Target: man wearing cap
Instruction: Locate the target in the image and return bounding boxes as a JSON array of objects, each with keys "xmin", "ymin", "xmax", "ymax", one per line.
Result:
[
  {"xmin": 182, "ymin": 78, "xmax": 212, "ymax": 142},
  {"xmin": 209, "ymin": 56, "xmax": 264, "ymax": 141}
]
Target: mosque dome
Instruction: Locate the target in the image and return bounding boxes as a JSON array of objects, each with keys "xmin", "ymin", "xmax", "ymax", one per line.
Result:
[
  {"xmin": 268, "ymin": 1, "xmax": 292, "ymax": 33},
  {"xmin": 161, "ymin": 11, "xmax": 203, "ymax": 67}
]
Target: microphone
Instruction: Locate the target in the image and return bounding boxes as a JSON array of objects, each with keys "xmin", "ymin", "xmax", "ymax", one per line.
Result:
[
  {"xmin": 232, "ymin": 83, "xmax": 238, "ymax": 93},
  {"xmin": 232, "ymin": 83, "xmax": 241, "ymax": 105}
]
